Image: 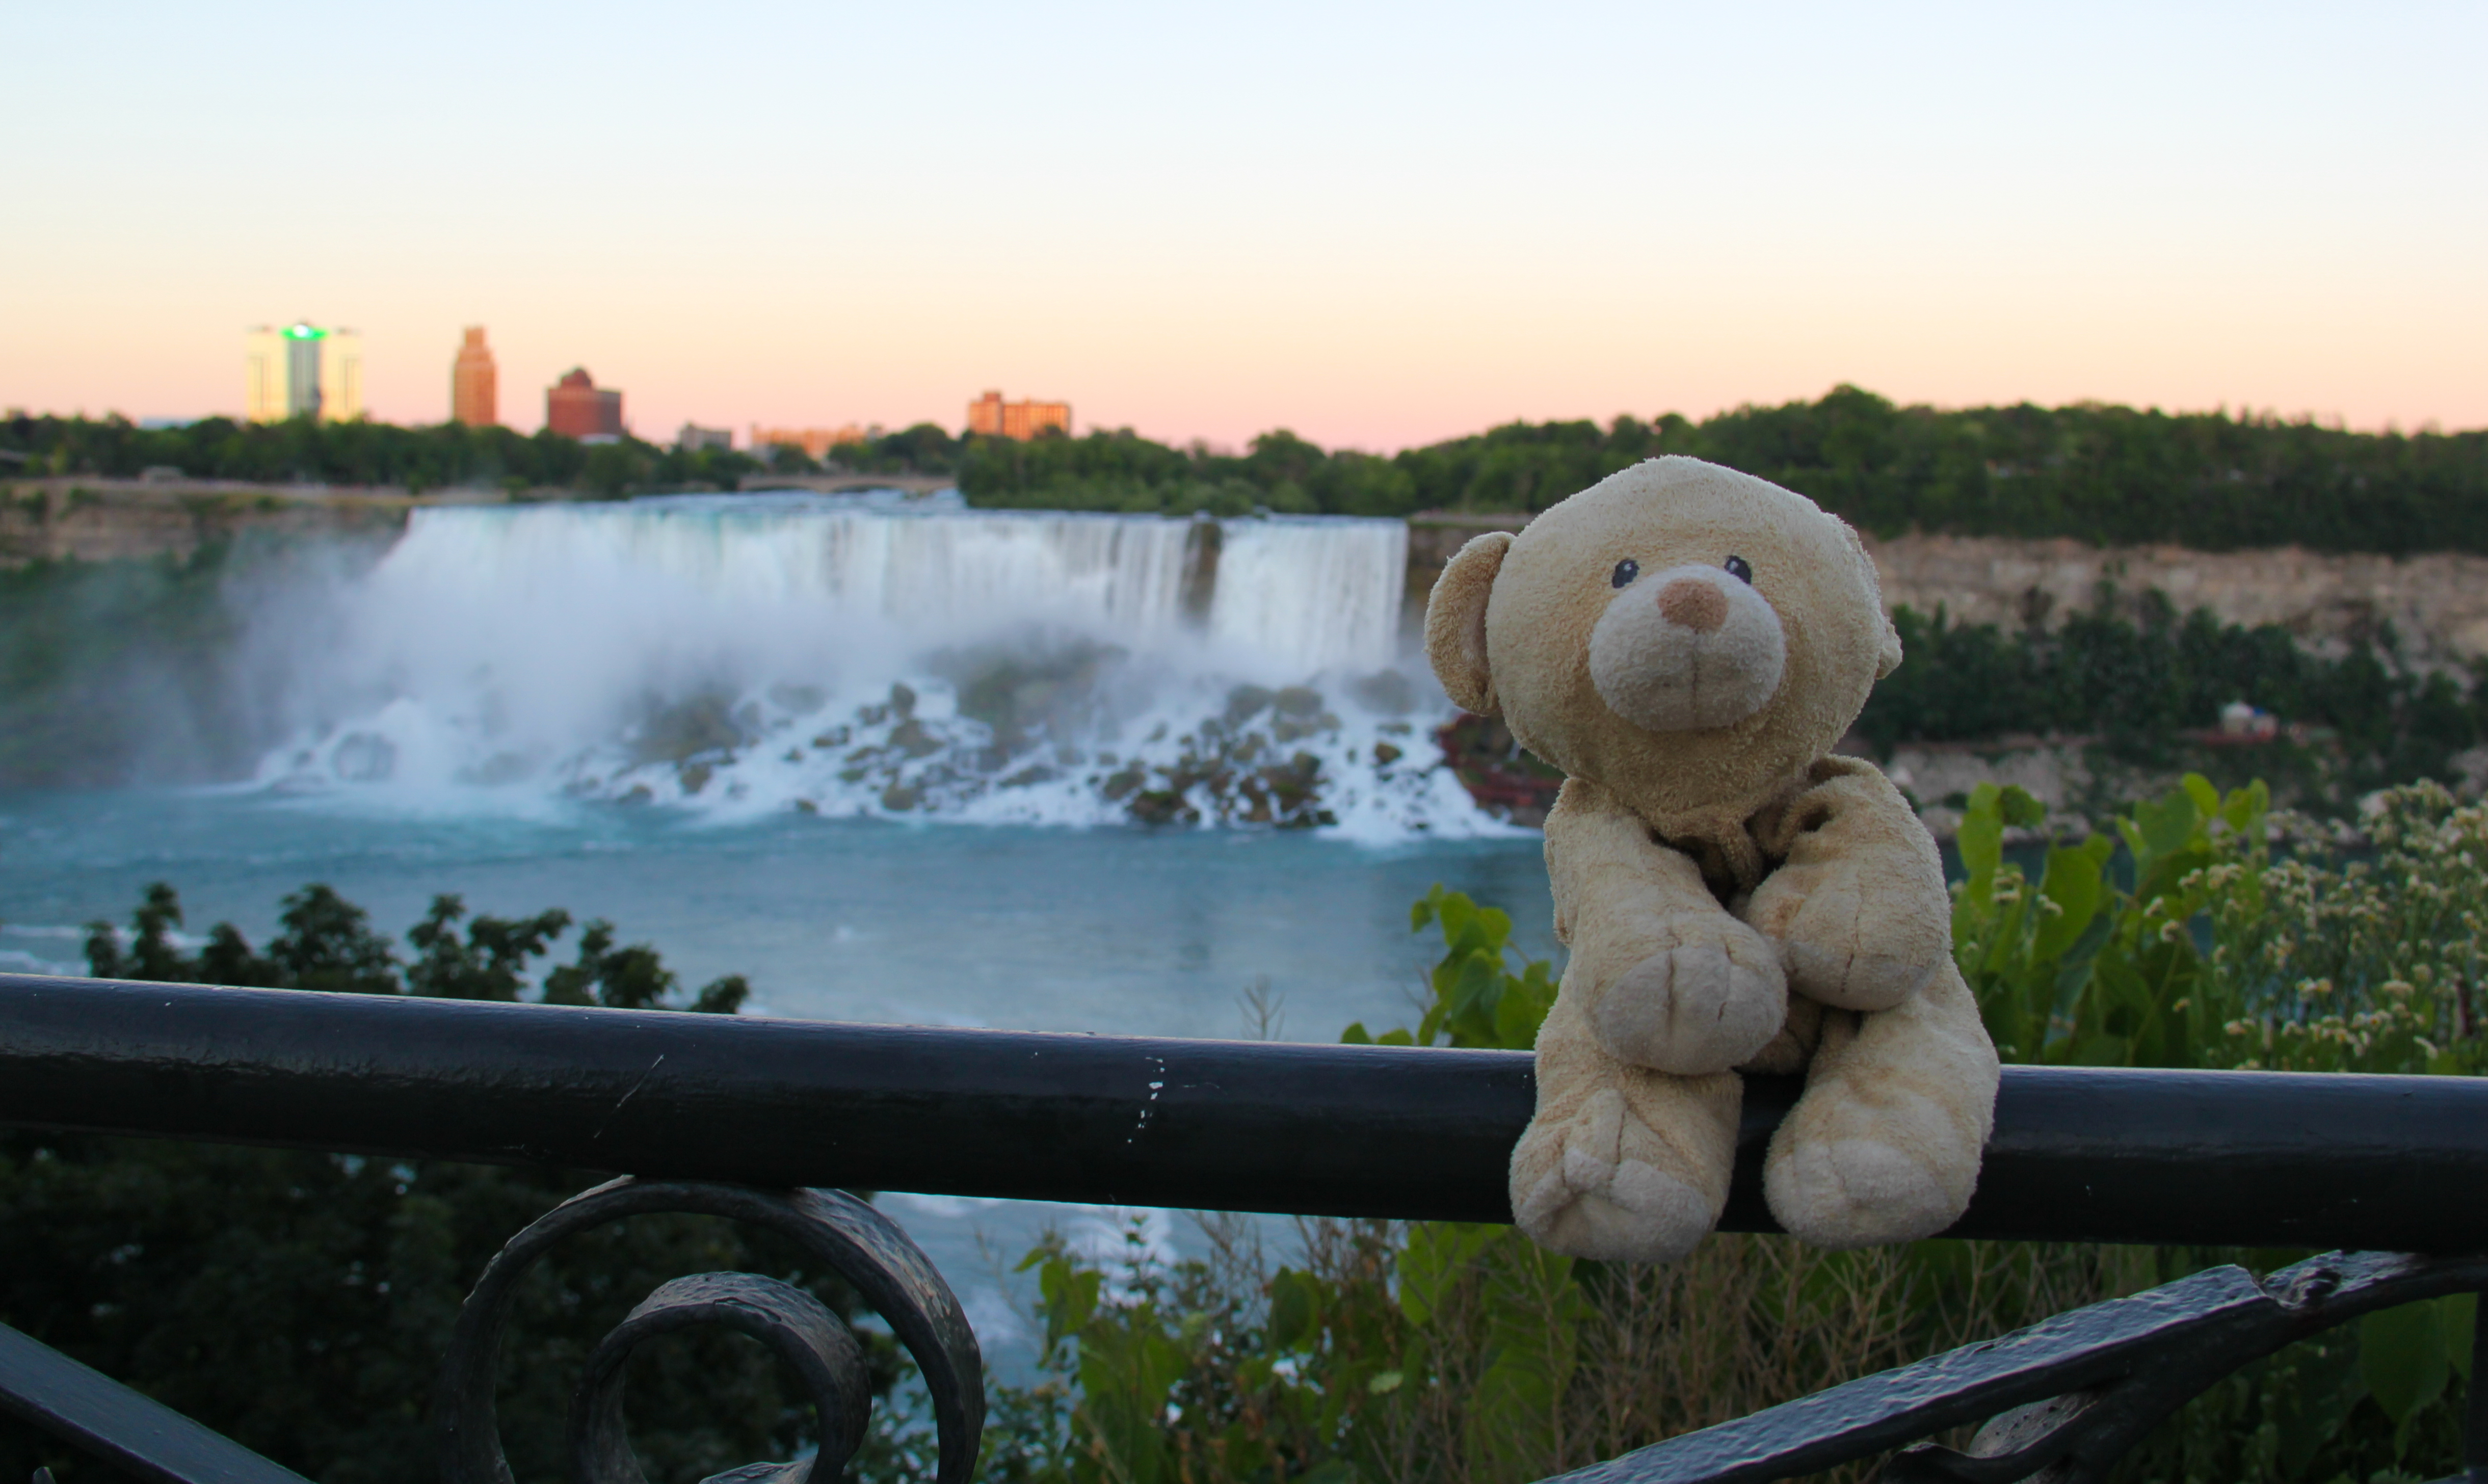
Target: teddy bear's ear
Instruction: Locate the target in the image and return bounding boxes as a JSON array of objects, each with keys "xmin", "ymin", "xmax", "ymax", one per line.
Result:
[
  {"xmin": 1835, "ymin": 520, "xmax": 1904, "ymax": 679},
  {"xmin": 1425, "ymin": 531, "xmax": 1511, "ymax": 715},
  {"xmin": 1875, "ymin": 613, "xmax": 1903, "ymax": 679}
]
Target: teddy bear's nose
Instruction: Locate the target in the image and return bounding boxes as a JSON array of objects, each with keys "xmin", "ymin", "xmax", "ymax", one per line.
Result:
[{"xmin": 1656, "ymin": 577, "xmax": 1728, "ymax": 633}]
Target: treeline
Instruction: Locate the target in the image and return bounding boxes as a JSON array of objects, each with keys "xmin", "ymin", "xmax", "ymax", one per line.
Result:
[
  {"xmin": 0, "ymin": 412, "xmax": 961, "ymax": 498},
  {"xmin": 10, "ymin": 388, "xmax": 2485, "ymax": 552},
  {"xmin": 960, "ymin": 386, "xmax": 2488, "ymax": 554},
  {"xmin": 81, "ymin": 880, "xmax": 751, "ymax": 1011},
  {"xmin": 1857, "ymin": 592, "xmax": 2485, "ymax": 804}
]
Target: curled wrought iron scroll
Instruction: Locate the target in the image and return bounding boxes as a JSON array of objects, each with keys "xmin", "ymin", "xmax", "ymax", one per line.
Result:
[
  {"xmin": 1540, "ymin": 1248, "xmax": 2488, "ymax": 1484},
  {"xmin": 433, "ymin": 1178, "xmax": 983, "ymax": 1484}
]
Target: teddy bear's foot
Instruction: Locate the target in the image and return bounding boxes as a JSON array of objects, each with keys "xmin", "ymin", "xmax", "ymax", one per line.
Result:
[
  {"xmin": 1763, "ymin": 1130, "xmax": 1971, "ymax": 1249},
  {"xmin": 1593, "ymin": 934, "xmax": 1785, "ymax": 1075},
  {"xmin": 1510, "ymin": 1089, "xmax": 1718, "ymax": 1262}
]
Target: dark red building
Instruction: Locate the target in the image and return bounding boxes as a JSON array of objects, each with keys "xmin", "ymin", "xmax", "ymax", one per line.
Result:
[{"xmin": 545, "ymin": 367, "xmax": 624, "ymax": 438}]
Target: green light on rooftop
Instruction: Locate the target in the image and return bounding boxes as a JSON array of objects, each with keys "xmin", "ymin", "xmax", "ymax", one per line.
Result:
[{"xmin": 282, "ymin": 324, "xmax": 328, "ymax": 341}]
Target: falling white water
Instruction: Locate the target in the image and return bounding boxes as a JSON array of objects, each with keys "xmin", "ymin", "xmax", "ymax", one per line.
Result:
[
  {"xmin": 1208, "ymin": 519, "xmax": 1407, "ymax": 676},
  {"xmin": 256, "ymin": 494, "xmax": 1509, "ymax": 838}
]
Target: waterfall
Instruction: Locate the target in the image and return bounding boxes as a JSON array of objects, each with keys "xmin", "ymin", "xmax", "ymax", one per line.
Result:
[
  {"xmin": 1207, "ymin": 518, "xmax": 1406, "ymax": 675},
  {"xmin": 258, "ymin": 494, "xmax": 1503, "ymax": 838}
]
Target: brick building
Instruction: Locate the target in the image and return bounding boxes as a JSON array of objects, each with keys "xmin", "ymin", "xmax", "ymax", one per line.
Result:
[
  {"xmin": 967, "ymin": 390, "xmax": 1070, "ymax": 440},
  {"xmin": 451, "ymin": 327, "xmax": 497, "ymax": 428},
  {"xmin": 751, "ymin": 425, "xmax": 866, "ymax": 460},
  {"xmin": 546, "ymin": 368, "xmax": 624, "ymax": 439}
]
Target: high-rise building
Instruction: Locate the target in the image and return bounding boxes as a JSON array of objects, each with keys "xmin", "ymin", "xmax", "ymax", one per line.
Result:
[
  {"xmin": 751, "ymin": 424, "xmax": 866, "ymax": 460},
  {"xmin": 244, "ymin": 322, "xmax": 363, "ymax": 423},
  {"xmin": 967, "ymin": 390, "xmax": 1070, "ymax": 440},
  {"xmin": 546, "ymin": 368, "xmax": 624, "ymax": 439},
  {"xmin": 677, "ymin": 424, "xmax": 733, "ymax": 452},
  {"xmin": 451, "ymin": 327, "xmax": 497, "ymax": 428}
]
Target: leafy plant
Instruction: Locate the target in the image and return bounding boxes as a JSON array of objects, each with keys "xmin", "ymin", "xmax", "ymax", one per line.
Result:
[
  {"xmin": 1951, "ymin": 774, "xmax": 2265, "ymax": 1068},
  {"xmin": 1341, "ymin": 885, "xmax": 1555, "ymax": 1051},
  {"xmin": 1951, "ymin": 776, "xmax": 2483, "ymax": 1475},
  {"xmin": 1953, "ymin": 775, "xmax": 2486, "ymax": 1079}
]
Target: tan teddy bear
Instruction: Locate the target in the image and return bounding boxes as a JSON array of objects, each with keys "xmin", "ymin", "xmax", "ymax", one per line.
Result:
[{"xmin": 1425, "ymin": 455, "xmax": 2000, "ymax": 1262}]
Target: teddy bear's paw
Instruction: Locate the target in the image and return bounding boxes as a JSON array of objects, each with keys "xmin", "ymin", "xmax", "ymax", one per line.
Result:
[
  {"xmin": 1510, "ymin": 1091, "xmax": 1716, "ymax": 1263},
  {"xmin": 1752, "ymin": 869, "xmax": 1946, "ymax": 1013},
  {"xmin": 1594, "ymin": 934, "xmax": 1785, "ymax": 1074},
  {"xmin": 1781, "ymin": 930, "xmax": 1942, "ymax": 1015},
  {"xmin": 1764, "ymin": 1133, "xmax": 1971, "ymax": 1249}
]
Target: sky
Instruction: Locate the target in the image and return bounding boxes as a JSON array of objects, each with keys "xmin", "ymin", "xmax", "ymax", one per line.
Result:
[{"xmin": 4, "ymin": 1, "xmax": 2482, "ymax": 450}]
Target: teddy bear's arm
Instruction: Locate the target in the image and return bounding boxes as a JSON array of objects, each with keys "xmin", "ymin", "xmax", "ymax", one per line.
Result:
[
  {"xmin": 1743, "ymin": 758, "xmax": 1951, "ymax": 1013},
  {"xmin": 1545, "ymin": 779, "xmax": 1786, "ymax": 1076}
]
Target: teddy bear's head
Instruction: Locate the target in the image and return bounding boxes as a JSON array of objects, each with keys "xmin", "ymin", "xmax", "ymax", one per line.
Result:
[{"xmin": 1426, "ymin": 456, "xmax": 1899, "ymax": 826}]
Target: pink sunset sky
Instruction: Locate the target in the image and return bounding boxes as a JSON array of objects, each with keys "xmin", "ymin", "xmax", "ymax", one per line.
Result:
[{"xmin": 4, "ymin": 1, "xmax": 2481, "ymax": 452}]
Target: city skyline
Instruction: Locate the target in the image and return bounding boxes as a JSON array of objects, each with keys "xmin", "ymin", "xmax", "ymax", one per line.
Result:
[{"xmin": 5, "ymin": 2, "xmax": 2481, "ymax": 452}]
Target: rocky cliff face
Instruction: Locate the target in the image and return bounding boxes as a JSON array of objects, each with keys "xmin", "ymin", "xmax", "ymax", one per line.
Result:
[
  {"xmin": 1869, "ymin": 533, "xmax": 2488, "ymax": 667},
  {"xmin": 0, "ymin": 479, "xmax": 420, "ymax": 566},
  {"xmin": 1408, "ymin": 513, "xmax": 2488, "ymax": 666}
]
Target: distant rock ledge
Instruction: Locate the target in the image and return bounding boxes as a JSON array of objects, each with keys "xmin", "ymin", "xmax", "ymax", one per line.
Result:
[
  {"xmin": 1406, "ymin": 511, "xmax": 2488, "ymax": 669},
  {"xmin": 0, "ymin": 477, "xmax": 440, "ymax": 566}
]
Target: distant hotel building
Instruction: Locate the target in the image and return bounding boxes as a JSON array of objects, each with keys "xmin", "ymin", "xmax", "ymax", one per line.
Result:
[
  {"xmin": 967, "ymin": 390, "xmax": 1070, "ymax": 440},
  {"xmin": 546, "ymin": 368, "xmax": 624, "ymax": 439},
  {"xmin": 752, "ymin": 425, "xmax": 866, "ymax": 460},
  {"xmin": 677, "ymin": 424, "xmax": 733, "ymax": 452},
  {"xmin": 245, "ymin": 322, "xmax": 363, "ymax": 423},
  {"xmin": 451, "ymin": 328, "xmax": 497, "ymax": 428}
]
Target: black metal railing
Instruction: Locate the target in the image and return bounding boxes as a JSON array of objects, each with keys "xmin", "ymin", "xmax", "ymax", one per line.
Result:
[{"xmin": 3, "ymin": 972, "xmax": 2484, "ymax": 1483}]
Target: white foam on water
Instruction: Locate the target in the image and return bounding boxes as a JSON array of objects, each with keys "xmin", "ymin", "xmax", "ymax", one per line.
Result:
[{"xmin": 253, "ymin": 497, "xmax": 1518, "ymax": 839}]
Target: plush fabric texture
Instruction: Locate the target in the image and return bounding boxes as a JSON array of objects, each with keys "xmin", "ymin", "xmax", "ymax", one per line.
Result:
[{"xmin": 1427, "ymin": 456, "xmax": 1999, "ymax": 1260}]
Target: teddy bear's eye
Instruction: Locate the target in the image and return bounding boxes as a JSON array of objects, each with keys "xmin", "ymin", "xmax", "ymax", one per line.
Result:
[
  {"xmin": 1724, "ymin": 555, "xmax": 1754, "ymax": 585},
  {"xmin": 1610, "ymin": 559, "xmax": 1638, "ymax": 589}
]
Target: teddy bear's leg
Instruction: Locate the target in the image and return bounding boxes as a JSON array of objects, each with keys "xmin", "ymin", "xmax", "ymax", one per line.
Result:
[
  {"xmin": 1550, "ymin": 781, "xmax": 1787, "ymax": 1075},
  {"xmin": 1510, "ymin": 983, "xmax": 1741, "ymax": 1262},
  {"xmin": 1762, "ymin": 964, "xmax": 2000, "ymax": 1248},
  {"xmin": 1745, "ymin": 761, "xmax": 1952, "ymax": 1013}
]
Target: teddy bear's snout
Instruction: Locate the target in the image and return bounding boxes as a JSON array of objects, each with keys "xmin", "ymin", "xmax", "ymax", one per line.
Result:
[
  {"xmin": 1587, "ymin": 565, "xmax": 1788, "ymax": 733},
  {"xmin": 1656, "ymin": 578, "xmax": 1728, "ymax": 633}
]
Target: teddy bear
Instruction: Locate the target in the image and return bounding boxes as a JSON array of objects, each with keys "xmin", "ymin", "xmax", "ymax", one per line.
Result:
[{"xmin": 1424, "ymin": 455, "xmax": 2000, "ymax": 1261}]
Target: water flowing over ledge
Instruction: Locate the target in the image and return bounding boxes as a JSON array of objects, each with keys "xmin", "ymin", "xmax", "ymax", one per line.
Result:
[{"xmin": 255, "ymin": 494, "xmax": 1513, "ymax": 840}]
